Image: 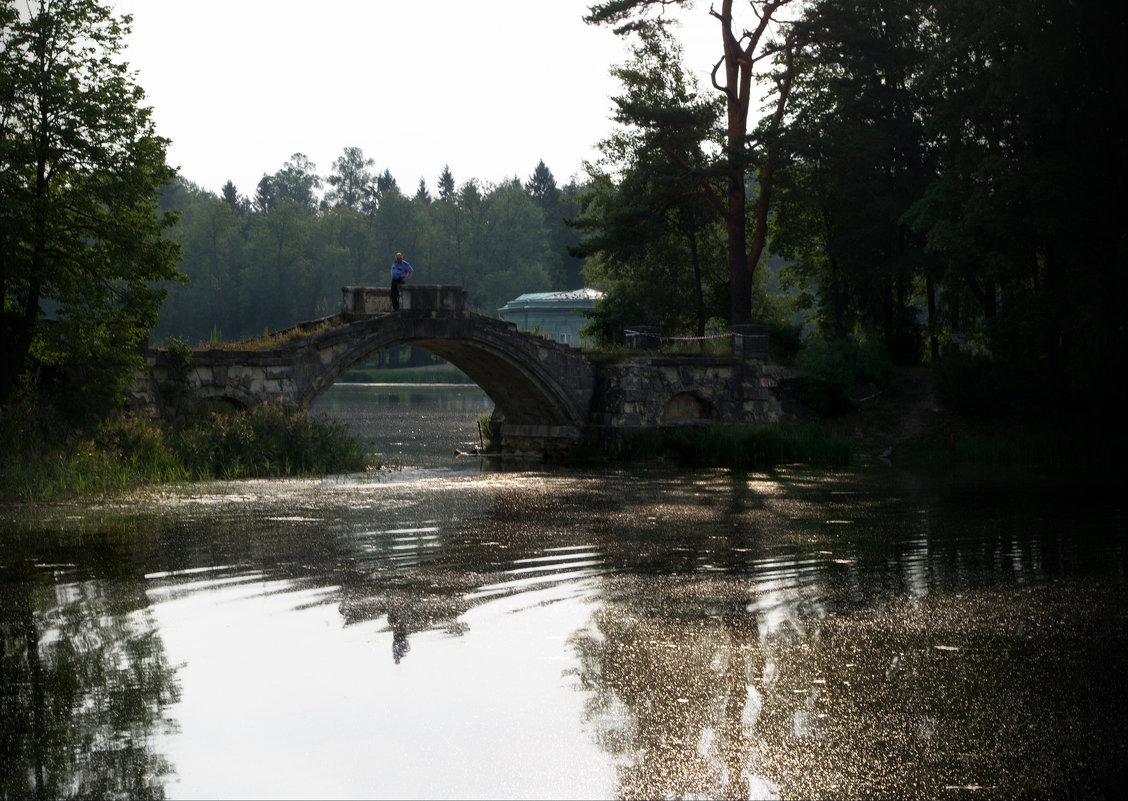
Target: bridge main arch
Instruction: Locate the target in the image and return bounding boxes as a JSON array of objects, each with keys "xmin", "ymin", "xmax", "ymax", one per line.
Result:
[
  {"xmin": 291, "ymin": 309, "xmax": 595, "ymax": 447},
  {"xmin": 131, "ymin": 286, "xmax": 792, "ymax": 457}
]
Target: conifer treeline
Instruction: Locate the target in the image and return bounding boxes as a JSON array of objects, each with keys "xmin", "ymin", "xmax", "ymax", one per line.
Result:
[{"xmin": 153, "ymin": 155, "xmax": 583, "ymax": 344}]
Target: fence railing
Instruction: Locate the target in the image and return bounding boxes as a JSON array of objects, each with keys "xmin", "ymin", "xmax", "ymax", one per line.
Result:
[{"xmin": 624, "ymin": 324, "xmax": 770, "ymax": 358}]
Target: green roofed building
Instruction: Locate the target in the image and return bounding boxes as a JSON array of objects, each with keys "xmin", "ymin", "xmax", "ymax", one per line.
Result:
[{"xmin": 497, "ymin": 288, "xmax": 603, "ymax": 346}]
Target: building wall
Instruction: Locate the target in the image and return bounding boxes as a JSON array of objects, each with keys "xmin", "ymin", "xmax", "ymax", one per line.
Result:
[
  {"xmin": 497, "ymin": 290, "xmax": 601, "ymax": 346},
  {"xmin": 498, "ymin": 307, "xmax": 588, "ymax": 344}
]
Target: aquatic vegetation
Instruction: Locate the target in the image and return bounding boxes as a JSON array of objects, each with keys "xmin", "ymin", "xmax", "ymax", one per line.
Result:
[{"xmin": 675, "ymin": 422, "xmax": 854, "ymax": 468}]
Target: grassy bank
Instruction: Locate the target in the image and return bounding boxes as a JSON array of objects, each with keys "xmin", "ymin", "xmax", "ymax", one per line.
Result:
[
  {"xmin": 892, "ymin": 414, "xmax": 1122, "ymax": 472},
  {"xmin": 816, "ymin": 366, "xmax": 1123, "ymax": 473},
  {"xmin": 1, "ymin": 400, "xmax": 370, "ymax": 503},
  {"xmin": 572, "ymin": 364, "xmax": 1122, "ymax": 473},
  {"xmin": 585, "ymin": 413, "xmax": 1116, "ymax": 474},
  {"xmin": 584, "ymin": 421, "xmax": 854, "ymax": 470}
]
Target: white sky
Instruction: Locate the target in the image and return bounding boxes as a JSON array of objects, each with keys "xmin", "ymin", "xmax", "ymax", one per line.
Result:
[{"xmin": 110, "ymin": 0, "xmax": 742, "ymax": 198}]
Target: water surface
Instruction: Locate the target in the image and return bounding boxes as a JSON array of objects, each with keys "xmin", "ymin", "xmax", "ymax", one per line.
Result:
[
  {"xmin": 312, "ymin": 382, "xmax": 493, "ymax": 466},
  {"xmin": 1, "ymin": 385, "xmax": 1124, "ymax": 799}
]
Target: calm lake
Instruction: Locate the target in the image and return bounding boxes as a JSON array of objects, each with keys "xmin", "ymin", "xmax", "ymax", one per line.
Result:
[{"xmin": 1, "ymin": 383, "xmax": 1125, "ymax": 799}]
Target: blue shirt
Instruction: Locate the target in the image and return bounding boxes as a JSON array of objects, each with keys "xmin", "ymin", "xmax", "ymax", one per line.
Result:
[{"xmin": 391, "ymin": 259, "xmax": 413, "ymax": 280}]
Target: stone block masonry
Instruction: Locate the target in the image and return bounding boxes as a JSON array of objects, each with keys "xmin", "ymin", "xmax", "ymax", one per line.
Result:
[
  {"xmin": 128, "ymin": 286, "xmax": 798, "ymax": 457},
  {"xmin": 587, "ymin": 354, "xmax": 800, "ymax": 448}
]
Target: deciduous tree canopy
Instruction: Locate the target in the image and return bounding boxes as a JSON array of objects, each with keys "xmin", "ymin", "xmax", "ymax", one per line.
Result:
[
  {"xmin": 576, "ymin": 0, "xmax": 1124, "ymax": 419},
  {"xmin": 5, "ymin": 0, "xmax": 1120, "ymax": 428},
  {"xmin": 585, "ymin": 0, "xmax": 795, "ymax": 325},
  {"xmin": 772, "ymin": 0, "xmax": 1126, "ymax": 415},
  {"xmin": 0, "ymin": 0, "xmax": 182, "ymax": 408}
]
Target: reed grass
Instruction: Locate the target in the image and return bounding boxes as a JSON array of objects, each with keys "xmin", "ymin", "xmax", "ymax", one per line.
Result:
[
  {"xmin": 476, "ymin": 413, "xmax": 495, "ymax": 452},
  {"xmin": 171, "ymin": 401, "xmax": 369, "ymax": 479},
  {"xmin": 1, "ymin": 398, "xmax": 371, "ymax": 503}
]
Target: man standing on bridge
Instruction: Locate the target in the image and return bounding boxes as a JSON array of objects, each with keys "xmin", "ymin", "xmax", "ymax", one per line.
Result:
[{"xmin": 390, "ymin": 251, "xmax": 413, "ymax": 311}]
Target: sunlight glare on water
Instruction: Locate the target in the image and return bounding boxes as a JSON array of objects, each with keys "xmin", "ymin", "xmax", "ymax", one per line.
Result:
[{"xmin": 145, "ymin": 564, "xmax": 614, "ymax": 800}]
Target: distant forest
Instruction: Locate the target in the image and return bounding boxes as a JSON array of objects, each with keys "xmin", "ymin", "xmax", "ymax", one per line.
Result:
[
  {"xmin": 149, "ymin": 0, "xmax": 1124, "ymax": 423},
  {"xmin": 152, "ymin": 156, "xmax": 584, "ymax": 344}
]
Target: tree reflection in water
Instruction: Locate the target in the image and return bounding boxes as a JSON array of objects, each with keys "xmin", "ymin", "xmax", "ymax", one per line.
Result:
[
  {"xmin": 0, "ymin": 553, "xmax": 180, "ymax": 800},
  {"xmin": 562, "ymin": 465, "xmax": 1128, "ymax": 799},
  {"xmin": 569, "ymin": 576, "xmax": 777, "ymax": 800},
  {"xmin": 1, "ymin": 464, "xmax": 1123, "ymax": 798},
  {"xmin": 335, "ymin": 483, "xmax": 608, "ymax": 664}
]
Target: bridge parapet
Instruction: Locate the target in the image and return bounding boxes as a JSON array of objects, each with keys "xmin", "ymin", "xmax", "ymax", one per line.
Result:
[{"xmin": 341, "ymin": 285, "xmax": 467, "ymax": 317}]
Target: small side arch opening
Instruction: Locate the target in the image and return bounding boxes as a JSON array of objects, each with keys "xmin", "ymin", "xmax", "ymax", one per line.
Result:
[
  {"xmin": 663, "ymin": 392, "xmax": 712, "ymax": 423},
  {"xmin": 195, "ymin": 395, "xmax": 249, "ymax": 416}
]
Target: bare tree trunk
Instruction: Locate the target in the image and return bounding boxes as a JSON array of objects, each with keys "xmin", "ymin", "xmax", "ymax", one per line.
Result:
[{"xmin": 711, "ymin": 0, "xmax": 792, "ymax": 325}]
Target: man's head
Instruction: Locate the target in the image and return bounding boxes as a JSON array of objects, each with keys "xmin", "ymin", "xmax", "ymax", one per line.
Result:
[{"xmin": 394, "ymin": 252, "xmax": 403, "ymax": 263}]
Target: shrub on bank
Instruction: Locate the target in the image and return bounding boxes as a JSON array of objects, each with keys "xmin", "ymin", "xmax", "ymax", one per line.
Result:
[
  {"xmin": 932, "ymin": 351, "xmax": 1009, "ymax": 418},
  {"xmin": 895, "ymin": 414, "xmax": 1121, "ymax": 471},
  {"xmin": 797, "ymin": 336, "xmax": 893, "ymax": 417}
]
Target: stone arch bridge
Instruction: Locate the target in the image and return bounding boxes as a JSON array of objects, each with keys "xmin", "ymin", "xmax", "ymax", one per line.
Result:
[{"xmin": 129, "ymin": 285, "xmax": 793, "ymax": 454}]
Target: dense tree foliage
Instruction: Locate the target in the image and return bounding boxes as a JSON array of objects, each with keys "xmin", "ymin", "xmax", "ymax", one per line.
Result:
[
  {"xmin": 771, "ymin": 0, "xmax": 931, "ymax": 363},
  {"xmin": 152, "ymin": 156, "xmax": 585, "ymax": 344},
  {"xmin": 571, "ymin": 28, "xmax": 731, "ymax": 341},
  {"xmin": 585, "ymin": 0, "xmax": 796, "ymax": 325},
  {"xmin": 579, "ymin": 0, "xmax": 1124, "ymax": 419},
  {"xmin": 4, "ymin": 0, "xmax": 1121, "ymax": 433},
  {"xmin": 0, "ymin": 0, "xmax": 181, "ymax": 408},
  {"xmin": 771, "ymin": 0, "xmax": 1126, "ymax": 416}
]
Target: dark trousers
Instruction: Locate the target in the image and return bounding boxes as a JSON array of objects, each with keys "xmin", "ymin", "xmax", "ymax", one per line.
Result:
[{"xmin": 390, "ymin": 277, "xmax": 405, "ymax": 310}]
